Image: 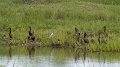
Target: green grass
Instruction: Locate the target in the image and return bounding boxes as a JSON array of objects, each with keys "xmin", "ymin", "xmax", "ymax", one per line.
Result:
[{"xmin": 0, "ymin": 0, "xmax": 120, "ymax": 51}]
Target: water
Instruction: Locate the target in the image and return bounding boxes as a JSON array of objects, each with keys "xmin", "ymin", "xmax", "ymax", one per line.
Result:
[{"xmin": 0, "ymin": 46, "xmax": 120, "ymax": 67}]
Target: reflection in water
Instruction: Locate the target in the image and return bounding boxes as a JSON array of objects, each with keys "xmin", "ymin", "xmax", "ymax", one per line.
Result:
[
  {"xmin": 27, "ymin": 47, "xmax": 35, "ymax": 58},
  {"xmin": 83, "ymin": 51, "xmax": 86, "ymax": 61},
  {"xmin": 74, "ymin": 49, "xmax": 86, "ymax": 62},
  {"xmin": 83, "ymin": 52, "xmax": 86, "ymax": 67},
  {"xmin": 74, "ymin": 48, "xmax": 87, "ymax": 67},
  {"xmin": 27, "ymin": 40, "xmax": 35, "ymax": 58},
  {"xmin": 7, "ymin": 46, "xmax": 15, "ymax": 67},
  {"xmin": 0, "ymin": 47, "xmax": 120, "ymax": 67},
  {"xmin": 74, "ymin": 49, "xmax": 80, "ymax": 61},
  {"xmin": 8, "ymin": 46, "xmax": 12, "ymax": 58}
]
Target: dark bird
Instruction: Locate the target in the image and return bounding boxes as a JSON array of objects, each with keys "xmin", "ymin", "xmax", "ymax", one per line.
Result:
[
  {"xmin": 77, "ymin": 32, "xmax": 80, "ymax": 42},
  {"xmin": 31, "ymin": 32, "xmax": 35, "ymax": 41},
  {"xmin": 28, "ymin": 27, "xmax": 35, "ymax": 42},
  {"xmin": 103, "ymin": 26, "xmax": 108, "ymax": 37},
  {"xmin": 27, "ymin": 27, "xmax": 35, "ymax": 58},
  {"xmin": 83, "ymin": 32, "xmax": 89, "ymax": 51},
  {"xmin": 98, "ymin": 32, "xmax": 101, "ymax": 44},
  {"xmin": 27, "ymin": 28, "xmax": 35, "ymax": 57},
  {"xmin": 28, "ymin": 27, "xmax": 32, "ymax": 40},
  {"xmin": 83, "ymin": 32, "xmax": 89, "ymax": 44},
  {"xmin": 9, "ymin": 28, "xmax": 12, "ymax": 40},
  {"xmin": 75, "ymin": 27, "xmax": 79, "ymax": 34},
  {"xmin": 9, "ymin": 28, "xmax": 12, "ymax": 45}
]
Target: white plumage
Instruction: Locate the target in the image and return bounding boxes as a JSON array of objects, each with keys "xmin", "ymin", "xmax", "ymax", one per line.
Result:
[{"xmin": 49, "ymin": 33, "xmax": 54, "ymax": 38}]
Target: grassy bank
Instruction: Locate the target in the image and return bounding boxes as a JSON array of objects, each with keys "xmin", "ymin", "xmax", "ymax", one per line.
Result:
[{"xmin": 0, "ymin": 0, "xmax": 120, "ymax": 51}]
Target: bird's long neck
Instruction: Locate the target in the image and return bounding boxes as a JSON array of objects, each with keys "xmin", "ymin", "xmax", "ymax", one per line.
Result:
[
  {"xmin": 29, "ymin": 27, "xmax": 32, "ymax": 36},
  {"xmin": 75, "ymin": 27, "xmax": 78, "ymax": 33},
  {"xmin": 29, "ymin": 27, "xmax": 31, "ymax": 32},
  {"xmin": 9, "ymin": 28, "xmax": 11, "ymax": 35},
  {"xmin": 84, "ymin": 33, "xmax": 87, "ymax": 38},
  {"xmin": 9, "ymin": 28, "xmax": 12, "ymax": 40}
]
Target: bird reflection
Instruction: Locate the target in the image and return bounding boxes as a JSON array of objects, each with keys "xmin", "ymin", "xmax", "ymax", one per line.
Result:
[
  {"xmin": 27, "ymin": 42, "xmax": 35, "ymax": 58},
  {"xmin": 8, "ymin": 46, "xmax": 12, "ymax": 58},
  {"xmin": 83, "ymin": 51, "xmax": 86, "ymax": 61},
  {"xmin": 74, "ymin": 49, "xmax": 87, "ymax": 62},
  {"xmin": 75, "ymin": 49, "xmax": 81, "ymax": 61},
  {"xmin": 74, "ymin": 49, "xmax": 87, "ymax": 67}
]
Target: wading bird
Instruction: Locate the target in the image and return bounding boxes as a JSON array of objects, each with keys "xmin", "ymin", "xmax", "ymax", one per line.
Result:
[
  {"xmin": 9, "ymin": 28, "xmax": 12, "ymax": 45},
  {"xmin": 28, "ymin": 27, "xmax": 35, "ymax": 41},
  {"xmin": 27, "ymin": 27, "xmax": 35, "ymax": 57},
  {"xmin": 83, "ymin": 32, "xmax": 89, "ymax": 44},
  {"xmin": 31, "ymin": 32, "xmax": 35, "ymax": 41},
  {"xmin": 28, "ymin": 27, "xmax": 32, "ymax": 40}
]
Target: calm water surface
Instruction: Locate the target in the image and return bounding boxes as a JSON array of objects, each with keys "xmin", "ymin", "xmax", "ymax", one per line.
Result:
[{"xmin": 0, "ymin": 46, "xmax": 120, "ymax": 67}]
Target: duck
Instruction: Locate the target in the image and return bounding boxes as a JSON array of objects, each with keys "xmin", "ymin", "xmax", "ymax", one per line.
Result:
[
  {"xmin": 103, "ymin": 26, "xmax": 108, "ymax": 37},
  {"xmin": 27, "ymin": 27, "xmax": 35, "ymax": 54},
  {"xmin": 98, "ymin": 32, "xmax": 101, "ymax": 44},
  {"xmin": 28, "ymin": 27, "xmax": 32, "ymax": 40},
  {"xmin": 9, "ymin": 28, "xmax": 13, "ymax": 45},
  {"xmin": 9, "ymin": 28, "xmax": 12, "ymax": 40},
  {"xmin": 28, "ymin": 27, "xmax": 35, "ymax": 41},
  {"xmin": 83, "ymin": 32, "xmax": 89, "ymax": 44},
  {"xmin": 31, "ymin": 32, "xmax": 35, "ymax": 41},
  {"xmin": 77, "ymin": 32, "xmax": 81, "ymax": 42},
  {"xmin": 75, "ymin": 27, "xmax": 79, "ymax": 34}
]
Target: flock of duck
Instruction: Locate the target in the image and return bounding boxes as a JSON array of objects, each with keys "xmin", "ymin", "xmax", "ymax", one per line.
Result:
[
  {"xmin": 8, "ymin": 26, "xmax": 109, "ymax": 49},
  {"xmin": 74, "ymin": 26, "xmax": 108, "ymax": 44}
]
